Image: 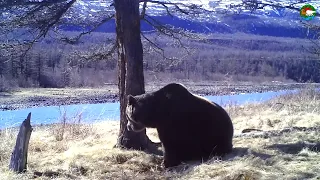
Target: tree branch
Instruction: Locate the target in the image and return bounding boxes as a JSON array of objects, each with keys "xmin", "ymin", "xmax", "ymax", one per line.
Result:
[
  {"xmin": 72, "ymin": 42, "xmax": 118, "ymax": 62},
  {"xmin": 57, "ymin": 14, "xmax": 115, "ymax": 44},
  {"xmin": 239, "ymin": 0, "xmax": 320, "ymax": 17},
  {"xmin": 141, "ymin": 32, "xmax": 166, "ymax": 58},
  {"xmin": 140, "ymin": 0, "xmax": 206, "ymax": 15},
  {"xmin": 0, "ymin": 0, "xmax": 78, "ymax": 57},
  {"xmin": 0, "ymin": 0, "xmax": 69, "ymax": 9},
  {"xmin": 140, "ymin": 1, "xmax": 148, "ymax": 19}
]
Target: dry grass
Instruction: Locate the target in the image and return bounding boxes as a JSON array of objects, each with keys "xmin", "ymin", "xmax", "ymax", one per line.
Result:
[{"xmin": 1, "ymin": 88, "xmax": 320, "ymax": 180}]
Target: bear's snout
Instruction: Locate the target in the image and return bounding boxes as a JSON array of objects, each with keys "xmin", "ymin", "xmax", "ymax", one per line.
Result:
[
  {"xmin": 127, "ymin": 121, "xmax": 145, "ymax": 132},
  {"xmin": 126, "ymin": 121, "xmax": 134, "ymax": 131}
]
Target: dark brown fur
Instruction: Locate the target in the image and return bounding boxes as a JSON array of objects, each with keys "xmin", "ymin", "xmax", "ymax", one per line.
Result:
[{"xmin": 126, "ymin": 83, "xmax": 234, "ymax": 168}]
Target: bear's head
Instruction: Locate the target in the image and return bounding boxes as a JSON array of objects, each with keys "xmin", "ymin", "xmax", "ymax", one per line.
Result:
[
  {"xmin": 125, "ymin": 83, "xmax": 189, "ymax": 132},
  {"xmin": 126, "ymin": 94, "xmax": 160, "ymax": 132}
]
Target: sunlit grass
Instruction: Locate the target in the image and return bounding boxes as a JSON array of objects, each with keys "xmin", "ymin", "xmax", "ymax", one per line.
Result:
[{"xmin": 0, "ymin": 87, "xmax": 319, "ymax": 179}]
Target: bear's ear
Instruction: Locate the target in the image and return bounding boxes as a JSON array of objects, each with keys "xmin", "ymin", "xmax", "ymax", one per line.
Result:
[{"xmin": 127, "ymin": 95, "xmax": 137, "ymax": 105}]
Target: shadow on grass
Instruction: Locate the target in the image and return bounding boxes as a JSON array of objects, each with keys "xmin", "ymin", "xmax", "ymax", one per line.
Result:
[
  {"xmin": 223, "ymin": 147, "xmax": 273, "ymax": 161},
  {"xmin": 296, "ymin": 172, "xmax": 317, "ymax": 179},
  {"xmin": 0, "ymin": 93, "xmax": 11, "ymax": 97},
  {"xmin": 33, "ymin": 170, "xmax": 78, "ymax": 179},
  {"xmin": 267, "ymin": 141, "xmax": 320, "ymax": 154},
  {"xmin": 167, "ymin": 147, "xmax": 273, "ymax": 173}
]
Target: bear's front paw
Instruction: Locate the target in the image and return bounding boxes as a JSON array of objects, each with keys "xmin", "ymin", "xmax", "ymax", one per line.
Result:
[{"xmin": 163, "ymin": 158, "xmax": 180, "ymax": 168}]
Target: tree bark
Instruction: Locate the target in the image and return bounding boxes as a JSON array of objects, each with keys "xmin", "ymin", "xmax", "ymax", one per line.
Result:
[
  {"xmin": 9, "ymin": 112, "xmax": 33, "ymax": 173},
  {"xmin": 113, "ymin": 0, "xmax": 161, "ymax": 153}
]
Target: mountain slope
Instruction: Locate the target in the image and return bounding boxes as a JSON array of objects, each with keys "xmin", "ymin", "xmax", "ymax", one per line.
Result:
[{"xmin": 64, "ymin": 0, "xmax": 320, "ymax": 38}]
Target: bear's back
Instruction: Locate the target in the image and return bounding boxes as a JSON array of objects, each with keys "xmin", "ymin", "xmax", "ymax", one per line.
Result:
[
  {"xmin": 152, "ymin": 83, "xmax": 234, "ymax": 167},
  {"xmin": 160, "ymin": 85, "xmax": 233, "ymax": 143}
]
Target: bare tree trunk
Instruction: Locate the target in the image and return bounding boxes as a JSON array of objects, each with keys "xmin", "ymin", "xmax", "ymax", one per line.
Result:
[
  {"xmin": 113, "ymin": 0, "xmax": 161, "ymax": 153},
  {"xmin": 9, "ymin": 113, "xmax": 33, "ymax": 173}
]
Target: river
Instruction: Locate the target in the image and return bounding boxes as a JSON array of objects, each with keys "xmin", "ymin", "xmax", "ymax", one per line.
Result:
[{"xmin": 0, "ymin": 89, "xmax": 297, "ymax": 129}]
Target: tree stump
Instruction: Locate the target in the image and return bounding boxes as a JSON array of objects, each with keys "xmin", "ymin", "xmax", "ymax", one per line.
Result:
[{"xmin": 9, "ymin": 112, "xmax": 33, "ymax": 173}]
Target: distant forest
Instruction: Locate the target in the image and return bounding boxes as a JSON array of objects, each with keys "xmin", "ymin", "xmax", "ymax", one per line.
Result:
[{"xmin": 0, "ymin": 32, "xmax": 319, "ymax": 90}]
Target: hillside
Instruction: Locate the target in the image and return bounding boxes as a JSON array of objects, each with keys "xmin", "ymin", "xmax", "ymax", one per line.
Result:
[{"xmin": 1, "ymin": 32, "xmax": 319, "ymax": 91}]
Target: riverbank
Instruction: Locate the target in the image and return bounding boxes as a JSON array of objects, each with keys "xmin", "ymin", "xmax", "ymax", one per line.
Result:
[
  {"xmin": 0, "ymin": 82, "xmax": 319, "ymax": 111},
  {"xmin": 0, "ymin": 89, "xmax": 319, "ymax": 179}
]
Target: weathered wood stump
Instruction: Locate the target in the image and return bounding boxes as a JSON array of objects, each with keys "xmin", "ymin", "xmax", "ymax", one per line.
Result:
[{"xmin": 9, "ymin": 112, "xmax": 33, "ymax": 173}]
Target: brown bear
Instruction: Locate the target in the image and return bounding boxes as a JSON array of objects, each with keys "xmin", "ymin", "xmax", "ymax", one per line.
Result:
[{"xmin": 126, "ymin": 83, "xmax": 234, "ymax": 168}]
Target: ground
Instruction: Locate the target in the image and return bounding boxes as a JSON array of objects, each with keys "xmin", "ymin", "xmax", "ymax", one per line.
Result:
[
  {"xmin": 0, "ymin": 87, "xmax": 320, "ymax": 180},
  {"xmin": 0, "ymin": 81, "xmax": 318, "ymax": 111}
]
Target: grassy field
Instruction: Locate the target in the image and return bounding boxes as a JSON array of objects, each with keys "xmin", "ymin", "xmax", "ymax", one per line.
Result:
[{"xmin": 0, "ymin": 88, "xmax": 320, "ymax": 179}]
